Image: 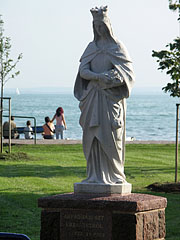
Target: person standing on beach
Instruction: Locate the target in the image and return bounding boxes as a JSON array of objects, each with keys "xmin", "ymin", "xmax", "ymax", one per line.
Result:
[
  {"xmin": 51, "ymin": 107, "xmax": 67, "ymax": 139},
  {"xmin": 74, "ymin": 6, "xmax": 135, "ymax": 184},
  {"xmin": 43, "ymin": 116, "xmax": 55, "ymax": 139}
]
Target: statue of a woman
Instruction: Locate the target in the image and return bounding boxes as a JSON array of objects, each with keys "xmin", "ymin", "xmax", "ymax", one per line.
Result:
[{"xmin": 74, "ymin": 6, "xmax": 135, "ymax": 185}]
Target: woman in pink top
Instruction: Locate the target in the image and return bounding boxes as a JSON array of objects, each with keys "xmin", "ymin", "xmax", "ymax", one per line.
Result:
[{"xmin": 51, "ymin": 107, "xmax": 67, "ymax": 139}]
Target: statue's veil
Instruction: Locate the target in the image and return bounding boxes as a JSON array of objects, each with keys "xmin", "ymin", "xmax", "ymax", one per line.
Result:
[{"xmin": 91, "ymin": 6, "xmax": 116, "ymax": 43}]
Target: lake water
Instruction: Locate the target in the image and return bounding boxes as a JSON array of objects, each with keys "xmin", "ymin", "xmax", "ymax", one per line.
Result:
[{"xmin": 2, "ymin": 91, "xmax": 179, "ymax": 141}]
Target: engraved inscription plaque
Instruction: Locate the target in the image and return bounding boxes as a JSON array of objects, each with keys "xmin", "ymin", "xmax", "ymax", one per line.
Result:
[{"xmin": 60, "ymin": 209, "xmax": 112, "ymax": 240}]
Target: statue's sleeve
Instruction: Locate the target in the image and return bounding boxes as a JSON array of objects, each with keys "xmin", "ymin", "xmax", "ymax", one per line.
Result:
[{"xmin": 80, "ymin": 63, "xmax": 99, "ymax": 81}]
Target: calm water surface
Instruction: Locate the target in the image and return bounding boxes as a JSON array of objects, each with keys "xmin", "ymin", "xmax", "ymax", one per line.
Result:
[{"xmin": 2, "ymin": 92, "xmax": 179, "ymax": 140}]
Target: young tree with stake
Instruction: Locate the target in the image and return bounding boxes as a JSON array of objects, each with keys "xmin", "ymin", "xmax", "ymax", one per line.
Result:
[
  {"xmin": 0, "ymin": 15, "xmax": 22, "ymax": 152},
  {"xmin": 152, "ymin": 0, "xmax": 180, "ymax": 182}
]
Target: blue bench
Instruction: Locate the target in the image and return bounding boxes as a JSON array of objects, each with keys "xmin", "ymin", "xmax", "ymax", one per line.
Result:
[{"xmin": 17, "ymin": 126, "xmax": 44, "ymax": 134}]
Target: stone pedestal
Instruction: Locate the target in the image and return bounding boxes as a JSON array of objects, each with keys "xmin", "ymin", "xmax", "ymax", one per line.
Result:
[
  {"xmin": 38, "ymin": 193, "xmax": 167, "ymax": 240},
  {"xmin": 74, "ymin": 182, "xmax": 132, "ymax": 194}
]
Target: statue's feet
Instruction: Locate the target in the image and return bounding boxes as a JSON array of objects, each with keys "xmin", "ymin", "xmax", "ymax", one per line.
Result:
[{"xmin": 115, "ymin": 179, "xmax": 127, "ymax": 184}]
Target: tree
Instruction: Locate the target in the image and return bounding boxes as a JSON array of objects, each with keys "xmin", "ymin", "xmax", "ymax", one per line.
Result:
[
  {"xmin": 152, "ymin": 38, "xmax": 180, "ymax": 97},
  {"xmin": 0, "ymin": 15, "xmax": 22, "ymax": 152},
  {"xmin": 152, "ymin": 0, "xmax": 180, "ymax": 182}
]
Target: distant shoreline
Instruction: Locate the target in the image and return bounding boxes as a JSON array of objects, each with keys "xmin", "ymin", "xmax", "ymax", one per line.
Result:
[{"xmin": 4, "ymin": 86, "xmax": 168, "ymax": 95}]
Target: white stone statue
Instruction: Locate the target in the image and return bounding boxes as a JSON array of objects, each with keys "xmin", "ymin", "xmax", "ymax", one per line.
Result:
[{"xmin": 74, "ymin": 6, "xmax": 135, "ymax": 193}]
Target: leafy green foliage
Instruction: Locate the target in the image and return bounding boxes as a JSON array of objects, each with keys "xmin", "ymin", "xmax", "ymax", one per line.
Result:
[
  {"xmin": 169, "ymin": 0, "xmax": 180, "ymax": 20},
  {"xmin": 152, "ymin": 1, "xmax": 180, "ymax": 97},
  {"xmin": 152, "ymin": 38, "xmax": 180, "ymax": 97}
]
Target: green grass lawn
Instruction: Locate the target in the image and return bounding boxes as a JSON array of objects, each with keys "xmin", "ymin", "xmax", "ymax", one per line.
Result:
[{"xmin": 0, "ymin": 144, "xmax": 179, "ymax": 240}]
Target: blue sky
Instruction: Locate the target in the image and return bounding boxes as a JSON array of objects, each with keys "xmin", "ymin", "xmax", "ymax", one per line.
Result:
[{"xmin": 1, "ymin": 0, "xmax": 179, "ymax": 92}]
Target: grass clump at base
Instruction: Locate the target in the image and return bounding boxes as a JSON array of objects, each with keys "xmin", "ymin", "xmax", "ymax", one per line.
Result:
[
  {"xmin": 0, "ymin": 152, "xmax": 34, "ymax": 161},
  {"xmin": 0, "ymin": 143, "xmax": 179, "ymax": 240}
]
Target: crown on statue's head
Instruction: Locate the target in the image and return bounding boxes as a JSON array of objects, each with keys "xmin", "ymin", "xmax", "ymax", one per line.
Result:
[{"xmin": 90, "ymin": 6, "xmax": 109, "ymax": 22}]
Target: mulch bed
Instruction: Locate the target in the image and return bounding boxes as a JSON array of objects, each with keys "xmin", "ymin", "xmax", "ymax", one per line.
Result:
[{"xmin": 147, "ymin": 182, "xmax": 180, "ymax": 193}]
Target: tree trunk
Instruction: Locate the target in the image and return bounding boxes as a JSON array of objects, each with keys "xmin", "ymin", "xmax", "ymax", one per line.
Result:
[
  {"xmin": 175, "ymin": 104, "xmax": 179, "ymax": 182},
  {"xmin": 0, "ymin": 82, "xmax": 3, "ymax": 153}
]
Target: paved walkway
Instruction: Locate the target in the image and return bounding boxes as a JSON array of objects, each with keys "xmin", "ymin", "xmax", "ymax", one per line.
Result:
[
  {"xmin": 3, "ymin": 139, "xmax": 82, "ymax": 145},
  {"xmin": 2, "ymin": 139, "xmax": 175, "ymax": 145}
]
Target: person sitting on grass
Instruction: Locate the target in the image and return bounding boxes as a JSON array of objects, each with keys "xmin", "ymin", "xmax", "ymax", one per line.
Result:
[
  {"xmin": 42, "ymin": 116, "xmax": 55, "ymax": 139},
  {"xmin": 24, "ymin": 120, "xmax": 33, "ymax": 139}
]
